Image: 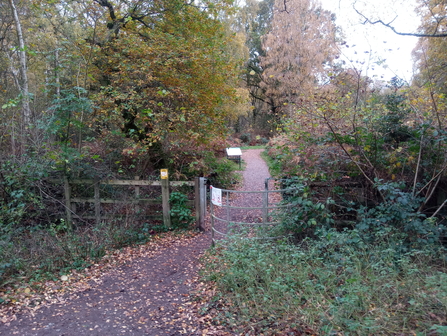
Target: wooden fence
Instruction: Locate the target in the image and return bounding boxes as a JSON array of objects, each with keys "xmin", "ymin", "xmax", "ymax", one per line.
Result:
[{"xmin": 60, "ymin": 176, "xmax": 207, "ymax": 231}]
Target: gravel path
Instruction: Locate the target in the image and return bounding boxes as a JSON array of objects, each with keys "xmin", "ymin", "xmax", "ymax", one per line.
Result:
[
  {"xmin": 211, "ymin": 149, "xmax": 273, "ymax": 242},
  {"xmin": 0, "ymin": 149, "xmax": 270, "ymax": 336},
  {"xmin": 240, "ymin": 148, "xmax": 271, "ymax": 191}
]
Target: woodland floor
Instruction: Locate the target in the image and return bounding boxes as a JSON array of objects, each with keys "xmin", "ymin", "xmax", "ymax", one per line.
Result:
[{"xmin": 0, "ymin": 149, "xmax": 271, "ymax": 336}]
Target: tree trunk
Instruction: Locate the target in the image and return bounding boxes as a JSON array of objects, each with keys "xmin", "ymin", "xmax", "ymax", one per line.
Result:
[{"xmin": 8, "ymin": 0, "xmax": 31, "ymax": 132}]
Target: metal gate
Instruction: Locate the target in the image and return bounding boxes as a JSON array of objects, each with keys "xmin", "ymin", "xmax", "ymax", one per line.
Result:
[{"xmin": 209, "ymin": 178, "xmax": 296, "ymax": 245}]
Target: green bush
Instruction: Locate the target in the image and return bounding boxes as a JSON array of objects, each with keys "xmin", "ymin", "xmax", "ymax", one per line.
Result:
[
  {"xmin": 276, "ymin": 177, "xmax": 334, "ymax": 240},
  {"xmin": 0, "ymin": 158, "xmax": 48, "ymax": 231},
  {"xmin": 170, "ymin": 192, "xmax": 195, "ymax": 229},
  {"xmin": 203, "ymin": 153, "xmax": 240, "ymax": 189},
  {"xmin": 355, "ymin": 180, "xmax": 444, "ymax": 249},
  {"xmin": 239, "ymin": 133, "xmax": 251, "ymax": 144}
]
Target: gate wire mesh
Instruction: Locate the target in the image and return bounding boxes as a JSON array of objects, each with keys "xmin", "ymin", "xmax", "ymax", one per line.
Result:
[{"xmin": 210, "ymin": 178, "xmax": 298, "ymax": 245}]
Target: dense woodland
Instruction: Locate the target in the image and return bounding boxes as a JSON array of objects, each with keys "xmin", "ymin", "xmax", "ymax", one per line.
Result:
[{"xmin": 1, "ymin": 0, "xmax": 447, "ymax": 333}]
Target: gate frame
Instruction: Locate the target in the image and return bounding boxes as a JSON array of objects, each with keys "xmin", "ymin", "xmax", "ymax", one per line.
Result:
[{"xmin": 210, "ymin": 178, "xmax": 295, "ymax": 245}]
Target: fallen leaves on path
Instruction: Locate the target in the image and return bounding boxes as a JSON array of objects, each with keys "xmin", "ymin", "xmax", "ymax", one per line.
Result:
[
  {"xmin": 0, "ymin": 149, "xmax": 297, "ymax": 335},
  {"xmin": 0, "ymin": 230, "xmax": 198, "ymax": 326}
]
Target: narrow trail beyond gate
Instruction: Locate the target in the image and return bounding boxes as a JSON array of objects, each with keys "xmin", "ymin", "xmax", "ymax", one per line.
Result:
[{"xmin": 0, "ymin": 149, "xmax": 270, "ymax": 336}]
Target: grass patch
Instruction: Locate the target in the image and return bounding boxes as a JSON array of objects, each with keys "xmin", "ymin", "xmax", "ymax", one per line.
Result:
[
  {"xmin": 260, "ymin": 148, "xmax": 283, "ymax": 177},
  {"xmin": 240, "ymin": 145, "xmax": 266, "ymax": 150},
  {"xmin": 201, "ymin": 231, "xmax": 447, "ymax": 335}
]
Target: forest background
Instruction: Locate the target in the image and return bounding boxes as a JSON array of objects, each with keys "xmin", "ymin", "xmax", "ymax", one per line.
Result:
[{"xmin": 2, "ymin": 0, "xmax": 447, "ymax": 333}]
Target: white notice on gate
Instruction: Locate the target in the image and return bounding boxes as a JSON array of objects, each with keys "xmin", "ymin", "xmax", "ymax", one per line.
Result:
[{"xmin": 211, "ymin": 186, "xmax": 222, "ymax": 206}]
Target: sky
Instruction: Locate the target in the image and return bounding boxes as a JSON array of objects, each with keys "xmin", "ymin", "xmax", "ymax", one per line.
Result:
[{"xmin": 319, "ymin": 0, "xmax": 421, "ymax": 83}]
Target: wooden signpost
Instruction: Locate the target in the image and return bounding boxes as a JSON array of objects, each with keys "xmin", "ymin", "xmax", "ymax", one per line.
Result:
[{"xmin": 160, "ymin": 169, "xmax": 171, "ymax": 228}]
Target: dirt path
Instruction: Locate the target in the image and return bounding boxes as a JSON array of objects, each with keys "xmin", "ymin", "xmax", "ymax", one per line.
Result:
[{"xmin": 0, "ymin": 149, "xmax": 270, "ymax": 336}]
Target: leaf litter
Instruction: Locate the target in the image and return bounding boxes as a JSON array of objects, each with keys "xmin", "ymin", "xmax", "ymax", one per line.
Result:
[
  {"xmin": 0, "ymin": 149, "xmax": 282, "ymax": 335},
  {"xmin": 0, "ymin": 229, "xmax": 234, "ymax": 335}
]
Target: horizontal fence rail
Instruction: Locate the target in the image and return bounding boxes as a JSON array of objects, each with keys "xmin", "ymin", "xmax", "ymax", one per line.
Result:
[
  {"xmin": 50, "ymin": 176, "xmax": 206, "ymax": 230},
  {"xmin": 66, "ymin": 179, "xmax": 195, "ymax": 187}
]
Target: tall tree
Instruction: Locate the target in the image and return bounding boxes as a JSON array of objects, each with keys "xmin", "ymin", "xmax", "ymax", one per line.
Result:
[
  {"xmin": 8, "ymin": 0, "xmax": 30, "ymax": 131},
  {"xmin": 260, "ymin": 0, "xmax": 338, "ymax": 118},
  {"xmin": 412, "ymin": 0, "xmax": 447, "ymax": 90},
  {"xmin": 235, "ymin": 0, "xmax": 276, "ymax": 133},
  {"xmin": 411, "ymin": 0, "xmax": 447, "ymax": 128},
  {"xmin": 88, "ymin": 0, "xmax": 246, "ymax": 168},
  {"xmin": 0, "ymin": 0, "xmax": 248, "ymax": 175}
]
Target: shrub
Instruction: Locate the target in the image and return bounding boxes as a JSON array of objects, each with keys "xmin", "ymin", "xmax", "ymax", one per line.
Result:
[
  {"xmin": 203, "ymin": 153, "xmax": 240, "ymax": 189},
  {"xmin": 355, "ymin": 180, "xmax": 444, "ymax": 249},
  {"xmin": 170, "ymin": 192, "xmax": 195, "ymax": 229},
  {"xmin": 239, "ymin": 133, "xmax": 251, "ymax": 144},
  {"xmin": 276, "ymin": 176, "xmax": 334, "ymax": 240}
]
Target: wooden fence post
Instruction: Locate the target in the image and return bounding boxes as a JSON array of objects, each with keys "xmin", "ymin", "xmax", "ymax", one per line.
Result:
[
  {"xmin": 161, "ymin": 170, "xmax": 171, "ymax": 228},
  {"xmin": 63, "ymin": 175, "xmax": 72, "ymax": 230},
  {"xmin": 195, "ymin": 178, "xmax": 200, "ymax": 229},
  {"xmin": 195, "ymin": 177, "xmax": 206, "ymax": 231},
  {"xmin": 135, "ymin": 176, "xmax": 140, "ymax": 214},
  {"xmin": 94, "ymin": 179, "xmax": 101, "ymax": 225}
]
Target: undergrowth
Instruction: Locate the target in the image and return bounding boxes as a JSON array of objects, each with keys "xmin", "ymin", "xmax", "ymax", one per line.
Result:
[
  {"xmin": 201, "ymin": 232, "xmax": 447, "ymax": 335},
  {"xmin": 0, "ymin": 219, "xmax": 162, "ymax": 290}
]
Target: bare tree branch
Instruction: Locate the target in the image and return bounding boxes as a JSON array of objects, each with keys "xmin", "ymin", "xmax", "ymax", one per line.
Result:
[
  {"xmin": 353, "ymin": 5, "xmax": 447, "ymax": 38},
  {"xmin": 278, "ymin": 0, "xmax": 290, "ymax": 14},
  {"xmin": 94, "ymin": 0, "xmax": 117, "ymax": 21}
]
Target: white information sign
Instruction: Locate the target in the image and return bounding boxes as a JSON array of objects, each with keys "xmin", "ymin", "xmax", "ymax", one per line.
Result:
[
  {"xmin": 226, "ymin": 147, "xmax": 242, "ymax": 156},
  {"xmin": 211, "ymin": 186, "xmax": 222, "ymax": 206}
]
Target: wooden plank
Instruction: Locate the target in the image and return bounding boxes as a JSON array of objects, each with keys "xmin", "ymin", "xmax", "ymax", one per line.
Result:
[
  {"xmin": 53, "ymin": 177, "xmax": 196, "ymax": 225},
  {"xmin": 73, "ymin": 179, "xmax": 194, "ymax": 186},
  {"xmin": 104, "ymin": 180, "xmax": 161, "ymax": 186},
  {"xmin": 83, "ymin": 215, "xmax": 162, "ymax": 220},
  {"xmin": 69, "ymin": 179, "xmax": 159, "ymax": 186},
  {"xmin": 71, "ymin": 198, "xmax": 161, "ymax": 204},
  {"xmin": 50, "ymin": 179, "xmax": 194, "ymax": 187}
]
